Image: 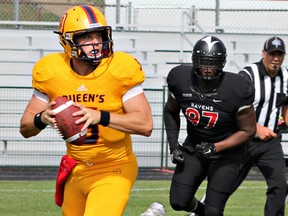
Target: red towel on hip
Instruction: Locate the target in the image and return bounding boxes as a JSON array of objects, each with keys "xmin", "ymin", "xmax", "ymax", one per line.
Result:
[{"xmin": 55, "ymin": 155, "xmax": 77, "ymax": 207}]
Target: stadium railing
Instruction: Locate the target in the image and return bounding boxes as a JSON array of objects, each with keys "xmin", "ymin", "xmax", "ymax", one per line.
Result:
[
  {"xmin": 1, "ymin": 86, "xmax": 288, "ymax": 169},
  {"xmin": 0, "ymin": 86, "xmax": 172, "ymax": 169}
]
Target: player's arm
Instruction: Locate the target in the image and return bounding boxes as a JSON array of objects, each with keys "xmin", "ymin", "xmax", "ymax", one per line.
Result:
[
  {"xmin": 75, "ymin": 85, "xmax": 153, "ymax": 137},
  {"xmin": 20, "ymin": 91, "xmax": 55, "ymax": 138},
  {"xmin": 20, "ymin": 96, "xmax": 48, "ymax": 137},
  {"xmin": 214, "ymin": 105, "xmax": 256, "ymax": 152},
  {"xmin": 107, "ymin": 92, "xmax": 153, "ymax": 136},
  {"xmin": 164, "ymin": 92, "xmax": 181, "ymax": 153}
]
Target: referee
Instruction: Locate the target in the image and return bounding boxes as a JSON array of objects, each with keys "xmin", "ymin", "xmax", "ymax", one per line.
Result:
[{"xmin": 235, "ymin": 36, "xmax": 288, "ymax": 216}]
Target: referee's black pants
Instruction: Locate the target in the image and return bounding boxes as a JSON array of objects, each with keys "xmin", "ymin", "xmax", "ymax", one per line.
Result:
[{"xmin": 233, "ymin": 137, "xmax": 287, "ymax": 216}]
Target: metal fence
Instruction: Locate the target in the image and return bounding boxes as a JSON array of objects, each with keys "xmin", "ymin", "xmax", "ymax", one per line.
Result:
[
  {"xmin": 1, "ymin": 0, "xmax": 288, "ymax": 35},
  {"xmin": 1, "ymin": 86, "xmax": 288, "ymax": 169},
  {"xmin": 0, "ymin": 86, "xmax": 182, "ymax": 169}
]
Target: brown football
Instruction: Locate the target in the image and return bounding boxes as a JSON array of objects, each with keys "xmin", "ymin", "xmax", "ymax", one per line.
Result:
[{"xmin": 51, "ymin": 96, "xmax": 87, "ymax": 145}]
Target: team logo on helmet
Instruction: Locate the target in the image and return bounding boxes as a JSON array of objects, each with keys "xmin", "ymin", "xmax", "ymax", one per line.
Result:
[{"xmin": 201, "ymin": 36, "xmax": 220, "ymax": 53}]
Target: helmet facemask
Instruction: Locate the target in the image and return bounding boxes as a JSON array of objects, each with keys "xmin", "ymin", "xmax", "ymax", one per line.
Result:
[
  {"xmin": 70, "ymin": 28, "xmax": 113, "ymax": 64},
  {"xmin": 193, "ymin": 55, "xmax": 225, "ymax": 80}
]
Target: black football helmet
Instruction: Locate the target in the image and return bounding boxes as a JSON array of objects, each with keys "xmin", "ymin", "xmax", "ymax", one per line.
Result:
[{"xmin": 192, "ymin": 36, "xmax": 227, "ymax": 80}]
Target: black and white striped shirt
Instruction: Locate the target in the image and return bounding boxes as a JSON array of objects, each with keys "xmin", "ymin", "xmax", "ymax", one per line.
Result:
[{"xmin": 239, "ymin": 60, "xmax": 288, "ymax": 132}]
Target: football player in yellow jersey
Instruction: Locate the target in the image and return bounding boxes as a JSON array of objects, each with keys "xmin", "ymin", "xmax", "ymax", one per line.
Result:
[{"xmin": 19, "ymin": 5, "xmax": 153, "ymax": 216}]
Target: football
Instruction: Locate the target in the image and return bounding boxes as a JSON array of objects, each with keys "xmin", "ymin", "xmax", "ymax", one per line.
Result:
[{"xmin": 51, "ymin": 96, "xmax": 87, "ymax": 145}]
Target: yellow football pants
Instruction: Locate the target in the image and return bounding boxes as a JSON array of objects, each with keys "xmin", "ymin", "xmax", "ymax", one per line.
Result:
[{"xmin": 61, "ymin": 157, "xmax": 138, "ymax": 216}]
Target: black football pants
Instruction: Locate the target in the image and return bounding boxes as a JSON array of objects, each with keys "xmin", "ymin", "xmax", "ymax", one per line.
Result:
[{"xmin": 170, "ymin": 150, "xmax": 241, "ymax": 216}]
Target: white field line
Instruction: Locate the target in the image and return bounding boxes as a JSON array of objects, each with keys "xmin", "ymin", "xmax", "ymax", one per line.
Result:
[
  {"xmin": 131, "ymin": 186, "xmax": 267, "ymax": 191},
  {"xmin": 0, "ymin": 186, "xmax": 268, "ymax": 193},
  {"xmin": 0, "ymin": 189, "xmax": 55, "ymax": 192}
]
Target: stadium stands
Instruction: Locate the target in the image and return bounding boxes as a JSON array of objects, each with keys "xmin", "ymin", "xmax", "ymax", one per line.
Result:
[
  {"xmin": 1, "ymin": 29, "xmax": 288, "ymax": 168},
  {"xmin": 2, "ymin": 29, "xmax": 286, "ymax": 86}
]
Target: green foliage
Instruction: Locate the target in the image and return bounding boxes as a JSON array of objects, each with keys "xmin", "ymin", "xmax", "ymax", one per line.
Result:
[
  {"xmin": 0, "ymin": 1, "xmax": 107, "ymax": 22},
  {"xmin": 76, "ymin": 0, "xmax": 105, "ymax": 5},
  {"xmin": 20, "ymin": 5, "xmax": 60, "ymax": 22},
  {"xmin": 0, "ymin": 4, "xmax": 14, "ymax": 20},
  {"xmin": 0, "ymin": 4, "xmax": 59, "ymax": 22},
  {"xmin": 0, "ymin": 180, "xmax": 286, "ymax": 215}
]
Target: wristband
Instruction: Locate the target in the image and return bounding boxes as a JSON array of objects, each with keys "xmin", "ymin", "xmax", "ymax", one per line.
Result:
[
  {"xmin": 34, "ymin": 111, "xmax": 47, "ymax": 130},
  {"xmin": 99, "ymin": 111, "xmax": 110, "ymax": 127}
]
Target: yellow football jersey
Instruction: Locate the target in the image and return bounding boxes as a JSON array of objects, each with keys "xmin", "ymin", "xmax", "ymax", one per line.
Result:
[{"xmin": 32, "ymin": 52, "xmax": 145, "ymax": 165}]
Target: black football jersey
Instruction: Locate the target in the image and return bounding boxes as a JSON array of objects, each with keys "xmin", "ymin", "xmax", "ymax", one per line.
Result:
[{"xmin": 167, "ymin": 65, "xmax": 255, "ymax": 157}]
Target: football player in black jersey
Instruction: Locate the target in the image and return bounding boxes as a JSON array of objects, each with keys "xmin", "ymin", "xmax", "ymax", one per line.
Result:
[{"xmin": 164, "ymin": 35, "xmax": 256, "ymax": 216}]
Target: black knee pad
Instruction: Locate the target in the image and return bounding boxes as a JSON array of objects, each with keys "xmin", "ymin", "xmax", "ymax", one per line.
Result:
[
  {"xmin": 205, "ymin": 205, "xmax": 224, "ymax": 216},
  {"xmin": 170, "ymin": 201, "xmax": 185, "ymax": 211},
  {"xmin": 170, "ymin": 198, "xmax": 195, "ymax": 211}
]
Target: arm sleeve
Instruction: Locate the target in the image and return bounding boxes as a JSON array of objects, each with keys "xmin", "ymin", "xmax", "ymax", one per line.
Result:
[
  {"xmin": 164, "ymin": 103, "xmax": 180, "ymax": 154},
  {"xmin": 122, "ymin": 84, "xmax": 143, "ymax": 103},
  {"xmin": 33, "ymin": 89, "xmax": 50, "ymax": 103}
]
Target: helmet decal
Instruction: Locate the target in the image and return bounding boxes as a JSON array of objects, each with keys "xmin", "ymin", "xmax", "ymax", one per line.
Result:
[
  {"xmin": 202, "ymin": 36, "xmax": 220, "ymax": 53},
  {"xmin": 58, "ymin": 13, "xmax": 67, "ymax": 34},
  {"xmin": 79, "ymin": 5, "xmax": 99, "ymax": 25}
]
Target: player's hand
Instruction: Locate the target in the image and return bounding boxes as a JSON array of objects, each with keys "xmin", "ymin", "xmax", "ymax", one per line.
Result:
[
  {"xmin": 73, "ymin": 104, "xmax": 100, "ymax": 132},
  {"xmin": 195, "ymin": 142, "xmax": 216, "ymax": 157},
  {"xmin": 41, "ymin": 101, "xmax": 57, "ymax": 127},
  {"xmin": 171, "ymin": 147, "xmax": 184, "ymax": 164}
]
